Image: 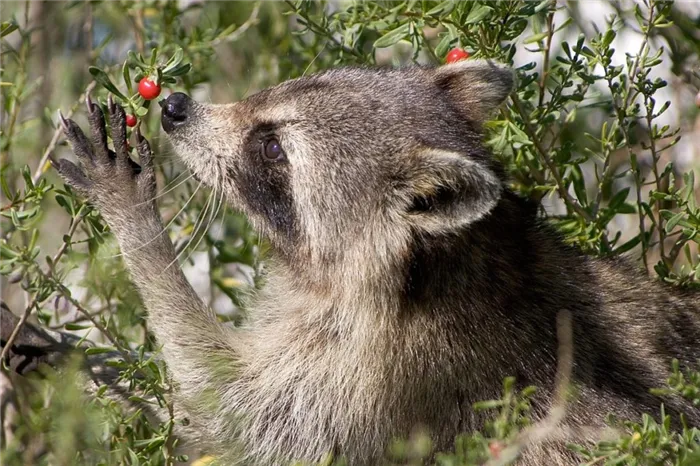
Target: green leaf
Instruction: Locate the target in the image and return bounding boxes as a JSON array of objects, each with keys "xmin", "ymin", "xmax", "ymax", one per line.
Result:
[
  {"xmin": 373, "ymin": 23, "xmax": 411, "ymax": 48},
  {"xmin": 128, "ymin": 395, "xmax": 155, "ymax": 405},
  {"xmin": 127, "ymin": 50, "xmax": 147, "ymax": 71},
  {"xmin": 65, "ymin": 323, "xmax": 91, "ymax": 331},
  {"xmin": 613, "ymin": 235, "xmax": 641, "ymax": 255},
  {"xmin": 464, "ymin": 5, "xmax": 492, "ymax": 24},
  {"xmin": 0, "ymin": 173, "xmax": 13, "ymax": 199},
  {"xmin": 523, "ymin": 31, "xmax": 549, "ymax": 44},
  {"xmin": 0, "ymin": 242, "xmax": 19, "ymax": 259},
  {"xmin": 9, "ymin": 205, "xmax": 39, "ymax": 220},
  {"xmin": 434, "ymin": 35, "xmax": 454, "ymax": 59},
  {"xmin": 149, "ymin": 47, "xmax": 159, "ymax": 67},
  {"xmin": 85, "ymin": 346, "xmax": 118, "ymax": 355},
  {"xmin": 473, "ymin": 399, "xmax": 504, "ymax": 410},
  {"xmin": 608, "ymin": 188, "xmax": 630, "ymax": 210},
  {"xmin": 165, "ymin": 63, "xmax": 191, "ymax": 77},
  {"xmin": 122, "ymin": 61, "xmax": 133, "ymax": 96},
  {"xmin": 0, "ymin": 21, "xmax": 19, "ymax": 38},
  {"xmin": 665, "ymin": 212, "xmax": 685, "ymax": 233},
  {"xmin": 88, "ymin": 67, "xmax": 127, "ymax": 100},
  {"xmin": 163, "ymin": 48, "xmax": 184, "ymax": 72},
  {"xmin": 426, "ymin": 0, "xmax": 454, "ymax": 17},
  {"xmin": 534, "ymin": 0, "xmax": 553, "ymax": 13},
  {"xmin": 570, "ymin": 165, "xmax": 588, "ymax": 206}
]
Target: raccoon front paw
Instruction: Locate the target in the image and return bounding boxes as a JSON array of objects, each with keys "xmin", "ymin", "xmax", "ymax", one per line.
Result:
[{"xmin": 54, "ymin": 95, "xmax": 157, "ymax": 220}]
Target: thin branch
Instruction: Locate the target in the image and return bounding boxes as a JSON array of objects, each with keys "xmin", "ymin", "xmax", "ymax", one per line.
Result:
[
  {"xmin": 538, "ymin": 10, "xmax": 555, "ymax": 109},
  {"xmin": 31, "ymin": 81, "xmax": 97, "ymax": 185},
  {"xmin": 486, "ymin": 310, "xmax": 573, "ymax": 466},
  {"xmin": 39, "ymin": 270, "xmax": 134, "ymax": 364},
  {"xmin": 210, "ymin": 2, "xmax": 261, "ymax": 48},
  {"xmin": 612, "ymin": 1, "xmax": 657, "ymax": 270},
  {"xmin": 511, "ymin": 94, "xmax": 600, "ymax": 228},
  {"xmin": 130, "ymin": 7, "xmax": 146, "ymax": 55},
  {"xmin": 285, "ymin": 0, "xmax": 368, "ymax": 62}
]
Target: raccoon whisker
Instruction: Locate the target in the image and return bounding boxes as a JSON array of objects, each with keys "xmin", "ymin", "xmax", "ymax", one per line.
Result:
[
  {"xmin": 179, "ymin": 185, "xmax": 225, "ymax": 271},
  {"xmin": 241, "ymin": 79, "xmax": 254, "ymax": 100},
  {"xmin": 206, "ymin": 185, "xmax": 226, "ymax": 241},
  {"xmin": 215, "ymin": 175, "xmax": 228, "ymax": 235},
  {"xmin": 162, "ymin": 169, "xmax": 192, "ymax": 186},
  {"xmin": 216, "ymin": 198, "xmax": 228, "ymax": 246},
  {"xmin": 165, "ymin": 184, "xmax": 215, "ymax": 271},
  {"xmin": 302, "ymin": 43, "xmax": 327, "ymax": 78},
  {"xmin": 115, "ymin": 181, "xmax": 203, "ymax": 259},
  {"xmin": 132, "ymin": 172, "xmax": 194, "ymax": 208}
]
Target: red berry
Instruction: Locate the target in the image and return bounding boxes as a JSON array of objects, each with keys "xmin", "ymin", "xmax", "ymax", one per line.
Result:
[
  {"xmin": 446, "ymin": 48, "xmax": 470, "ymax": 64},
  {"xmin": 138, "ymin": 77, "xmax": 161, "ymax": 100},
  {"xmin": 488, "ymin": 441, "xmax": 502, "ymax": 458},
  {"xmin": 126, "ymin": 114, "xmax": 137, "ymax": 127}
]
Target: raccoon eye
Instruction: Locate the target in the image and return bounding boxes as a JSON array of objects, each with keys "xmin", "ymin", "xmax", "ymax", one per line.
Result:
[{"xmin": 262, "ymin": 138, "xmax": 286, "ymax": 162}]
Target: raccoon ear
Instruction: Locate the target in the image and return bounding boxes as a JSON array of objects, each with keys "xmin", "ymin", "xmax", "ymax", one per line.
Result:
[
  {"xmin": 403, "ymin": 149, "xmax": 503, "ymax": 234},
  {"xmin": 431, "ymin": 60, "xmax": 514, "ymax": 122}
]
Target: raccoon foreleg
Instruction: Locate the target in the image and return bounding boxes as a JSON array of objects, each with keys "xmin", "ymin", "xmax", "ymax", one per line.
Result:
[{"xmin": 55, "ymin": 96, "xmax": 239, "ymax": 412}]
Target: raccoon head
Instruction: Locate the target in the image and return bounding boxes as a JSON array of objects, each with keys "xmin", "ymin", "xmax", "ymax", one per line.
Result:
[{"xmin": 162, "ymin": 60, "xmax": 513, "ymax": 287}]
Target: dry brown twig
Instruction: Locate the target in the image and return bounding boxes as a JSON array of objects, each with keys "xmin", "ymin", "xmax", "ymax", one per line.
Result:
[
  {"xmin": 210, "ymin": 2, "xmax": 261, "ymax": 48},
  {"xmin": 483, "ymin": 310, "xmax": 619, "ymax": 466}
]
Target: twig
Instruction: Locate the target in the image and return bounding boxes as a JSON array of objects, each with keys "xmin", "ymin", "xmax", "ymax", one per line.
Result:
[
  {"xmin": 40, "ymin": 270, "xmax": 134, "ymax": 364},
  {"xmin": 498, "ymin": 109, "xmax": 547, "ymax": 188},
  {"xmin": 0, "ymin": 200, "xmax": 21, "ymax": 212},
  {"xmin": 210, "ymin": 2, "xmax": 261, "ymax": 48},
  {"xmin": 485, "ymin": 310, "xmax": 573, "ymax": 466},
  {"xmin": 612, "ymin": 1, "xmax": 657, "ymax": 269},
  {"xmin": 538, "ymin": 10, "xmax": 555, "ymax": 109},
  {"xmin": 0, "ymin": 300, "xmax": 38, "ymax": 364},
  {"xmin": 130, "ymin": 7, "xmax": 146, "ymax": 55},
  {"xmin": 510, "ymin": 94, "xmax": 598, "ymax": 225},
  {"xmin": 31, "ymin": 81, "xmax": 97, "ymax": 185},
  {"xmin": 285, "ymin": 0, "xmax": 368, "ymax": 61}
]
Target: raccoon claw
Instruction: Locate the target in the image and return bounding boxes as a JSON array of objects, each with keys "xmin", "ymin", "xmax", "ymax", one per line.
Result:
[
  {"xmin": 58, "ymin": 110, "xmax": 69, "ymax": 131},
  {"xmin": 107, "ymin": 94, "xmax": 116, "ymax": 114},
  {"xmin": 85, "ymin": 93, "xmax": 95, "ymax": 114}
]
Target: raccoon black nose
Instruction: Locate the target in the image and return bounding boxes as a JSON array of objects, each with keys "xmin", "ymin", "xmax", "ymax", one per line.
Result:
[{"xmin": 160, "ymin": 92, "xmax": 191, "ymax": 133}]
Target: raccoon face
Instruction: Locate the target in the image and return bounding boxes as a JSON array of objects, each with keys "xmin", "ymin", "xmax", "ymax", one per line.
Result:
[{"xmin": 162, "ymin": 60, "xmax": 513, "ymax": 274}]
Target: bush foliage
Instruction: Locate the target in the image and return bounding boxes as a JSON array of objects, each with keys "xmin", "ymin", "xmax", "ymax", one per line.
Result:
[{"xmin": 1, "ymin": 1, "xmax": 699, "ymax": 464}]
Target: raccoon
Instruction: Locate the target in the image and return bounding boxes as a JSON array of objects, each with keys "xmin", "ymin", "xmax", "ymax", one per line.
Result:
[{"xmin": 53, "ymin": 59, "xmax": 700, "ymax": 465}]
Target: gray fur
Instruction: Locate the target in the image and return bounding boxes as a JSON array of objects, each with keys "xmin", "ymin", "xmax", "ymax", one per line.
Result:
[{"xmin": 55, "ymin": 60, "xmax": 699, "ymax": 465}]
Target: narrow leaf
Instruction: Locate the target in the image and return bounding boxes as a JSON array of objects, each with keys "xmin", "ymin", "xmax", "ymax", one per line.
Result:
[
  {"xmin": 665, "ymin": 212, "xmax": 684, "ymax": 233},
  {"xmin": 373, "ymin": 23, "xmax": 410, "ymax": 49},
  {"xmin": 464, "ymin": 5, "xmax": 492, "ymax": 24},
  {"xmin": 0, "ymin": 21, "xmax": 19, "ymax": 38},
  {"xmin": 88, "ymin": 67, "xmax": 127, "ymax": 100}
]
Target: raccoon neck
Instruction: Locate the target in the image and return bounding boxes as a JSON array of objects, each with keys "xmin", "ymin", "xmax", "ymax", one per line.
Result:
[{"xmin": 401, "ymin": 190, "xmax": 571, "ymax": 317}]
